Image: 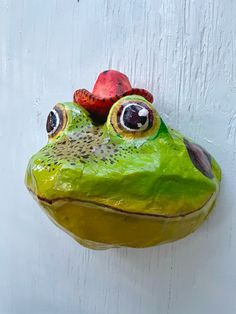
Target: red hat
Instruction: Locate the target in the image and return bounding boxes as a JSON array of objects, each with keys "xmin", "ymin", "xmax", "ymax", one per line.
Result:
[{"xmin": 73, "ymin": 70, "xmax": 153, "ymax": 123}]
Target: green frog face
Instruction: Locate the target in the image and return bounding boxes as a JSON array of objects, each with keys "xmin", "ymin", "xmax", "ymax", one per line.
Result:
[{"xmin": 25, "ymin": 95, "xmax": 221, "ymax": 249}]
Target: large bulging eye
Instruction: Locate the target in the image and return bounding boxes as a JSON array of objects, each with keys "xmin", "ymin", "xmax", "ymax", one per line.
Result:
[
  {"xmin": 46, "ymin": 104, "xmax": 67, "ymax": 138},
  {"xmin": 110, "ymin": 99, "xmax": 160, "ymax": 139},
  {"xmin": 184, "ymin": 138, "xmax": 213, "ymax": 179}
]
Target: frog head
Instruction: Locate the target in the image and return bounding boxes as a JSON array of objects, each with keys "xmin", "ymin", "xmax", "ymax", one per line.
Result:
[{"xmin": 25, "ymin": 70, "xmax": 221, "ymax": 249}]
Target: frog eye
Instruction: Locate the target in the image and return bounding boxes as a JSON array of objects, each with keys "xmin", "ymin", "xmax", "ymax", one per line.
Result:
[
  {"xmin": 46, "ymin": 104, "xmax": 67, "ymax": 138},
  {"xmin": 110, "ymin": 99, "xmax": 160, "ymax": 138},
  {"xmin": 184, "ymin": 138, "xmax": 213, "ymax": 179}
]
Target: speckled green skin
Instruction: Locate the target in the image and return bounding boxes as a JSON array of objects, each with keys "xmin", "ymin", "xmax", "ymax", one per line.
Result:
[{"xmin": 25, "ymin": 96, "xmax": 221, "ymax": 248}]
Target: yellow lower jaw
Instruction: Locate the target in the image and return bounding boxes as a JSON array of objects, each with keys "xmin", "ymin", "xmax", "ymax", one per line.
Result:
[{"xmin": 38, "ymin": 191, "xmax": 217, "ymax": 249}]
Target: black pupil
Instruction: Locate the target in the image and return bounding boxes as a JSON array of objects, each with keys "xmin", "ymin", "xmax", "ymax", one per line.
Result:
[
  {"xmin": 123, "ymin": 104, "xmax": 148, "ymax": 130},
  {"xmin": 46, "ymin": 111, "xmax": 57, "ymax": 133}
]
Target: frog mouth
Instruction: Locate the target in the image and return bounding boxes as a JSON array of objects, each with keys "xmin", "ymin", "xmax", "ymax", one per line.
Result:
[{"xmin": 28, "ymin": 188, "xmax": 217, "ymax": 219}]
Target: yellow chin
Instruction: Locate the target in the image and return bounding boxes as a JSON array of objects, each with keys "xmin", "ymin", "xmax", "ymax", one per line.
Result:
[{"xmin": 37, "ymin": 191, "xmax": 218, "ymax": 249}]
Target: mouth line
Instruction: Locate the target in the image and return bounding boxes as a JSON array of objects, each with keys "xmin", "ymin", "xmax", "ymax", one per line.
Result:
[{"xmin": 28, "ymin": 188, "xmax": 216, "ymax": 219}]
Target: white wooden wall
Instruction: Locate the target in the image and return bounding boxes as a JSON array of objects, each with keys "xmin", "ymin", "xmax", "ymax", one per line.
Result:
[{"xmin": 1, "ymin": 1, "xmax": 236, "ymax": 313}]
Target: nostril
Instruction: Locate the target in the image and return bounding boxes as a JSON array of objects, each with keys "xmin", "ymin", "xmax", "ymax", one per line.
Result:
[{"xmin": 184, "ymin": 138, "xmax": 213, "ymax": 179}]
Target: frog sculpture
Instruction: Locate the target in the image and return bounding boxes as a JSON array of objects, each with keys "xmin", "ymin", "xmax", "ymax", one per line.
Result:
[{"xmin": 25, "ymin": 70, "xmax": 221, "ymax": 249}]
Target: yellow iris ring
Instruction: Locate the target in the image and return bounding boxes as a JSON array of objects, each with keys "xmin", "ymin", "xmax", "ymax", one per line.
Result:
[
  {"xmin": 110, "ymin": 97, "xmax": 160, "ymax": 139},
  {"xmin": 48, "ymin": 103, "xmax": 68, "ymax": 140}
]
